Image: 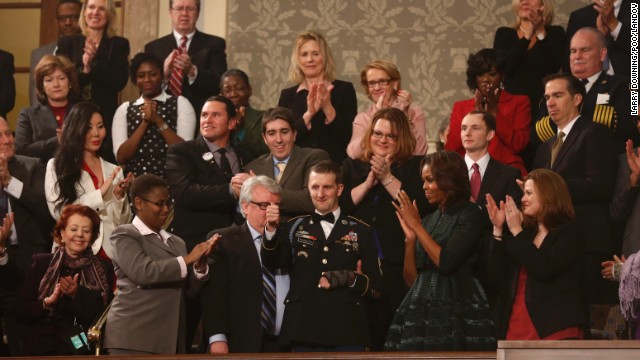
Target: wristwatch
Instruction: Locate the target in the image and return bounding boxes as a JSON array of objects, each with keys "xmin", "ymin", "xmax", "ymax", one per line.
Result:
[{"xmin": 158, "ymin": 122, "xmax": 169, "ymax": 132}]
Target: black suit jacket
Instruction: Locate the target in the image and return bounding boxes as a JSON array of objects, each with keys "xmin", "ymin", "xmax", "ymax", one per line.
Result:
[
  {"xmin": 7, "ymin": 155, "xmax": 54, "ymax": 274},
  {"xmin": 15, "ymin": 103, "xmax": 74, "ymax": 163},
  {"xmin": 145, "ymin": 31, "xmax": 227, "ymax": 118},
  {"xmin": 201, "ymin": 224, "xmax": 269, "ymax": 353},
  {"xmin": 165, "ymin": 136, "xmax": 253, "ymax": 250},
  {"xmin": 278, "ymin": 80, "xmax": 357, "ymax": 164},
  {"xmin": 533, "ymin": 116, "xmax": 616, "ymax": 253},
  {"xmin": 0, "ymin": 49, "xmax": 16, "ymax": 117},
  {"xmin": 57, "ymin": 34, "xmax": 129, "ymax": 127},
  {"xmin": 533, "ymin": 72, "xmax": 636, "ymax": 153},
  {"xmin": 565, "ymin": 0, "xmax": 631, "ymax": 77}
]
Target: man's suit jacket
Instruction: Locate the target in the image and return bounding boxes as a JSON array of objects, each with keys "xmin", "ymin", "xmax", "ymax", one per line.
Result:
[
  {"xmin": 104, "ymin": 224, "xmax": 204, "ymax": 354},
  {"xmin": 15, "ymin": 103, "xmax": 72, "ymax": 162},
  {"xmin": 533, "ymin": 72, "xmax": 636, "ymax": 153},
  {"xmin": 610, "ymin": 149, "xmax": 640, "ymax": 256},
  {"xmin": 533, "ymin": 116, "xmax": 616, "ymax": 253},
  {"xmin": 245, "ymin": 146, "xmax": 330, "ymax": 220},
  {"xmin": 29, "ymin": 42, "xmax": 57, "ymax": 106},
  {"xmin": 565, "ymin": 0, "xmax": 631, "ymax": 77},
  {"xmin": 7, "ymin": 155, "xmax": 53, "ymax": 274},
  {"xmin": 201, "ymin": 223, "xmax": 270, "ymax": 353},
  {"xmin": 145, "ymin": 31, "xmax": 227, "ymax": 119},
  {"xmin": 165, "ymin": 136, "xmax": 253, "ymax": 250},
  {"xmin": 0, "ymin": 49, "xmax": 16, "ymax": 118}
]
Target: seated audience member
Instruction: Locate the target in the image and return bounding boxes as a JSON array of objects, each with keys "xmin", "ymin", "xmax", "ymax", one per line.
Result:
[
  {"xmin": 385, "ymin": 151, "xmax": 496, "ymax": 351},
  {"xmin": 15, "ymin": 55, "xmax": 78, "ymax": 163},
  {"xmin": 446, "ymin": 48, "xmax": 530, "ymax": 177},
  {"xmin": 28, "ymin": 0, "xmax": 81, "ymax": 106},
  {"xmin": 487, "ymin": 169, "xmax": 586, "ymax": 340},
  {"xmin": 341, "ymin": 108, "xmax": 430, "ymax": 350},
  {"xmin": 534, "ymin": 27, "xmax": 637, "ymax": 154},
  {"xmin": 435, "ymin": 118, "xmax": 449, "ymax": 152},
  {"xmin": 347, "ymin": 60, "xmax": 427, "ymax": 159},
  {"xmin": 112, "ymin": 52, "xmax": 196, "ymax": 177},
  {"xmin": 233, "ymin": 107, "xmax": 329, "ymax": 221},
  {"xmin": 145, "ymin": 0, "xmax": 228, "ymax": 120},
  {"xmin": 45, "ymin": 102, "xmax": 133, "ymax": 260},
  {"xmin": 493, "ymin": 0, "xmax": 565, "ymax": 119},
  {"xmin": 262, "ymin": 160, "xmax": 381, "ymax": 351},
  {"xmin": 278, "ymin": 30, "xmax": 357, "ymax": 164},
  {"xmin": 202, "ymin": 176, "xmax": 289, "ymax": 354},
  {"xmin": 220, "ymin": 69, "xmax": 268, "ymax": 158},
  {"xmin": 533, "ymin": 73, "xmax": 617, "ymax": 309},
  {"xmin": 104, "ymin": 174, "xmax": 216, "ymax": 355},
  {"xmin": 565, "ymin": 0, "xmax": 631, "ymax": 77},
  {"xmin": 460, "ymin": 110, "xmax": 522, "ymax": 305},
  {"xmin": 15, "ymin": 205, "xmax": 113, "ymax": 356},
  {"xmin": 0, "ymin": 49, "xmax": 16, "ymax": 118}
]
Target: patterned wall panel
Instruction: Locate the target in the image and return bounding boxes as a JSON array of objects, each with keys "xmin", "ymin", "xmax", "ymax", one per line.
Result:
[{"xmin": 227, "ymin": 0, "xmax": 591, "ymax": 141}]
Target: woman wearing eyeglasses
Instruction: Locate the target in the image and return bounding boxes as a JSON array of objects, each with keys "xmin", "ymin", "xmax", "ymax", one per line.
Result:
[
  {"xmin": 104, "ymin": 174, "xmax": 218, "ymax": 354},
  {"xmin": 347, "ymin": 60, "xmax": 427, "ymax": 160},
  {"xmin": 341, "ymin": 108, "xmax": 432, "ymax": 350}
]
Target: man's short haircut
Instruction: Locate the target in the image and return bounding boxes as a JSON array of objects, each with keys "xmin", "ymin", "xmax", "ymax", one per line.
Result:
[
  {"xmin": 310, "ymin": 160, "xmax": 342, "ymax": 185},
  {"xmin": 542, "ymin": 73, "xmax": 586, "ymax": 103},
  {"xmin": 572, "ymin": 26, "xmax": 607, "ymax": 50},
  {"xmin": 169, "ymin": 0, "xmax": 200, "ymax": 11},
  {"xmin": 466, "ymin": 110, "xmax": 496, "ymax": 132},
  {"xmin": 261, "ymin": 107, "xmax": 295, "ymax": 133},
  {"xmin": 205, "ymin": 95, "xmax": 236, "ymax": 118},
  {"xmin": 58, "ymin": 0, "xmax": 81, "ymax": 10}
]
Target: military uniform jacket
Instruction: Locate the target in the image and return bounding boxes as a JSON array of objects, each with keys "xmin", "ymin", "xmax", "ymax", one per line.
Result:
[{"xmin": 263, "ymin": 212, "xmax": 381, "ymax": 347}]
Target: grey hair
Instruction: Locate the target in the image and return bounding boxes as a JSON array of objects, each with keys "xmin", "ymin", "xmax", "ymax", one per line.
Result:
[{"xmin": 238, "ymin": 175, "xmax": 282, "ymax": 217}]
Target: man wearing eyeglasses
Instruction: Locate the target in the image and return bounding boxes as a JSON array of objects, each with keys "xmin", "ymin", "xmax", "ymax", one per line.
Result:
[
  {"xmin": 145, "ymin": 0, "xmax": 227, "ymax": 122},
  {"xmin": 202, "ymin": 175, "xmax": 290, "ymax": 354},
  {"xmin": 28, "ymin": 0, "xmax": 82, "ymax": 106}
]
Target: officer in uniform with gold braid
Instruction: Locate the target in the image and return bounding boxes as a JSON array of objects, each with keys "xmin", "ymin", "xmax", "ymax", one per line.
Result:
[{"xmin": 532, "ymin": 27, "xmax": 637, "ymax": 155}]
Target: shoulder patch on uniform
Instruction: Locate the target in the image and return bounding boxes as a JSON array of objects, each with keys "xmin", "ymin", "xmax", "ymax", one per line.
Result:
[
  {"xmin": 287, "ymin": 214, "xmax": 311, "ymax": 223},
  {"xmin": 347, "ymin": 215, "xmax": 370, "ymax": 227}
]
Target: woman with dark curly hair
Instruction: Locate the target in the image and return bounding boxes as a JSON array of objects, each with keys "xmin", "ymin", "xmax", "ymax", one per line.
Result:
[
  {"xmin": 112, "ymin": 52, "xmax": 195, "ymax": 177},
  {"xmin": 446, "ymin": 48, "xmax": 531, "ymax": 177},
  {"xmin": 45, "ymin": 102, "xmax": 132, "ymax": 260},
  {"xmin": 385, "ymin": 150, "xmax": 496, "ymax": 351}
]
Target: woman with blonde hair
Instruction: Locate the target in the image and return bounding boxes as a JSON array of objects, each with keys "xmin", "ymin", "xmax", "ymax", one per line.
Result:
[{"xmin": 278, "ymin": 30, "xmax": 357, "ymax": 164}]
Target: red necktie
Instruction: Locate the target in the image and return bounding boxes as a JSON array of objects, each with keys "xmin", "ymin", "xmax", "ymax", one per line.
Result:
[
  {"xmin": 470, "ymin": 163, "xmax": 481, "ymax": 203},
  {"xmin": 168, "ymin": 36, "xmax": 188, "ymax": 97}
]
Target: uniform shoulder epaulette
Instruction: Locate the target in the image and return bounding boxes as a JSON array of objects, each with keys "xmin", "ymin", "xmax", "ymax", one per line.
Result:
[
  {"xmin": 347, "ymin": 215, "xmax": 370, "ymax": 228},
  {"xmin": 535, "ymin": 116, "xmax": 555, "ymax": 142},
  {"xmin": 287, "ymin": 214, "xmax": 310, "ymax": 223}
]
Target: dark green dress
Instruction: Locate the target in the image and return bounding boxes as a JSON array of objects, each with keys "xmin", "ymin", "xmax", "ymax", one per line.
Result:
[{"xmin": 384, "ymin": 202, "xmax": 496, "ymax": 351}]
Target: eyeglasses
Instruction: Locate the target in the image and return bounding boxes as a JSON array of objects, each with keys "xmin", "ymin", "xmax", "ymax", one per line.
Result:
[
  {"xmin": 57, "ymin": 14, "xmax": 80, "ymax": 21},
  {"xmin": 221, "ymin": 86, "xmax": 247, "ymax": 95},
  {"xmin": 367, "ymin": 78, "xmax": 392, "ymax": 88},
  {"xmin": 372, "ymin": 130, "xmax": 398, "ymax": 141},
  {"xmin": 250, "ymin": 201, "xmax": 281, "ymax": 210},
  {"xmin": 139, "ymin": 196, "xmax": 174, "ymax": 208},
  {"xmin": 171, "ymin": 6, "xmax": 198, "ymax": 13}
]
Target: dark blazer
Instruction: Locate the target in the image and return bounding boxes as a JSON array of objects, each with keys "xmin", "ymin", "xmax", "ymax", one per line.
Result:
[
  {"xmin": 263, "ymin": 212, "xmax": 381, "ymax": 347},
  {"xmin": 165, "ymin": 136, "xmax": 253, "ymax": 250},
  {"xmin": 201, "ymin": 224, "xmax": 271, "ymax": 353},
  {"xmin": 610, "ymin": 149, "xmax": 640, "ymax": 256},
  {"xmin": 489, "ymin": 222, "xmax": 586, "ymax": 339},
  {"xmin": 565, "ymin": 0, "xmax": 631, "ymax": 77},
  {"xmin": 278, "ymin": 80, "xmax": 357, "ymax": 164},
  {"xmin": 145, "ymin": 31, "xmax": 227, "ymax": 117},
  {"xmin": 245, "ymin": 145, "xmax": 330, "ymax": 220},
  {"xmin": 15, "ymin": 103, "xmax": 73, "ymax": 162},
  {"xmin": 0, "ymin": 49, "xmax": 16, "ymax": 117},
  {"xmin": 533, "ymin": 72, "xmax": 636, "ymax": 153},
  {"xmin": 56, "ymin": 34, "xmax": 130, "ymax": 126},
  {"xmin": 15, "ymin": 253, "xmax": 113, "ymax": 356},
  {"xmin": 7, "ymin": 155, "xmax": 54, "ymax": 274}
]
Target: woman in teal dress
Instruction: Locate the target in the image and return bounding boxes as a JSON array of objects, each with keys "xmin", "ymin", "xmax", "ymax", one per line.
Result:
[{"xmin": 385, "ymin": 150, "xmax": 496, "ymax": 351}]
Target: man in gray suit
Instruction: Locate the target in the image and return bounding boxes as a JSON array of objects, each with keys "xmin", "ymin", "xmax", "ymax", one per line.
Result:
[
  {"xmin": 232, "ymin": 107, "xmax": 329, "ymax": 221},
  {"xmin": 28, "ymin": 0, "xmax": 81, "ymax": 106}
]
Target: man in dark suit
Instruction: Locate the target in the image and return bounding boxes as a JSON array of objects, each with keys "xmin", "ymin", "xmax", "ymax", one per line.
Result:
[
  {"xmin": 565, "ymin": 0, "xmax": 630, "ymax": 77},
  {"xmin": 0, "ymin": 50, "xmax": 16, "ymax": 118},
  {"xmin": 145, "ymin": 0, "xmax": 227, "ymax": 118},
  {"xmin": 262, "ymin": 160, "xmax": 381, "ymax": 351},
  {"xmin": 0, "ymin": 116, "xmax": 54, "ymax": 356},
  {"xmin": 460, "ymin": 110, "xmax": 522, "ymax": 307},
  {"xmin": 533, "ymin": 73, "xmax": 617, "ymax": 307},
  {"xmin": 202, "ymin": 175, "xmax": 289, "ymax": 354},
  {"xmin": 534, "ymin": 27, "xmax": 636, "ymax": 154},
  {"xmin": 233, "ymin": 107, "xmax": 330, "ymax": 221},
  {"xmin": 28, "ymin": 0, "xmax": 81, "ymax": 106}
]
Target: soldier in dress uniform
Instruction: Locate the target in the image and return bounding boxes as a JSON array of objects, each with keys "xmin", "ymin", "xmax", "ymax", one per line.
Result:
[{"xmin": 262, "ymin": 160, "xmax": 381, "ymax": 351}]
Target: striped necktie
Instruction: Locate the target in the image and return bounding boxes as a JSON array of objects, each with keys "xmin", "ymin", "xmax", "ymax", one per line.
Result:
[
  {"xmin": 275, "ymin": 162, "xmax": 286, "ymax": 183},
  {"xmin": 168, "ymin": 36, "xmax": 187, "ymax": 96},
  {"xmin": 258, "ymin": 235, "xmax": 277, "ymax": 334},
  {"xmin": 550, "ymin": 131, "xmax": 565, "ymax": 167}
]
